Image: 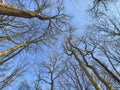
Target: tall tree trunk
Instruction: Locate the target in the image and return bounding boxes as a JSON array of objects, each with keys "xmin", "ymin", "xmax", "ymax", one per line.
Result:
[{"xmin": 72, "ymin": 50, "xmax": 102, "ymax": 90}]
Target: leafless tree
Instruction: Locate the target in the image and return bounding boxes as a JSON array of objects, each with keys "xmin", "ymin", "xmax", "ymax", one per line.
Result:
[
  {"xmin": 32, "ymin": 52, "xmax": 69, "ymax": 90},
  {"xmin": 1, "ymin": 0, "xmax": 120, "ymax": 90},
  {"xmin": 0, "ymin": 0, "xmax": 69, "ymax": 89},
  {"xmin": 89, "ymin": 0, "xmax": 117, "ymax": 17},
  {"xmin": 63, "ymin": 31, "xmax": 119, "ymax": 90},
  {"xmin": 59, "ymin": 59, "xmax": 94, "ymax": 90},
  {"xmin": 0, "ymin": 0, "xmax": 69, "ymax": 64},
  {"xmin": 0, "ymin": 63, "xmax": 27, "ymax": 89},
  {"xmin": 87, "ymin": 0, "xmax": 120, "ymax": 80}
]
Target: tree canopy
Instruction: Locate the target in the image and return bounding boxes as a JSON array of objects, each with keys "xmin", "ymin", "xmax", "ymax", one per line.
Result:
[{"xmin": 0, "ymin": 0, "xmax": 120, "ymax": 90}]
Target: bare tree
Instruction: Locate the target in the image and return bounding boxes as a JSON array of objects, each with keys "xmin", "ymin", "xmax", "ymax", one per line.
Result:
[
  {"xmin": 0, "ymin": 0, "xmax": 69, "ymax": 64},
  {"xmin": 0, "ymin": 0, "xmax": 69, "ymax": 89},
  {"xmin": 87, "ymin": 0, "xmax": 120, "ymax": 81},
  {"xmin": 0, "ymin": 63, "xmax": 27, "ymax": 89},
  {"xmin": 89, "ymin": 0, "xmax": 116, "ymax": 17},
  {"xmin": 32, "ymin": 52, "xmax": 69, "ymax": 90},
  {"xmin": 63, "ymin": 31, "xmax": 118, "ymax": 90},
  {"xmin": 60, "ymin": 59, "xmax": 94, "ymax": 90},
  {"xmin": 1, "ymin": 0, "xmax": 120, "ymax": 90}
]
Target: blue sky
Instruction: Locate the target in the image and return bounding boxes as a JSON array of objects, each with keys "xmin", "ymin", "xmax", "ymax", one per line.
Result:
[{"xmin": 64, "ymin": 0, "xmax": 91, "ymax": 35}]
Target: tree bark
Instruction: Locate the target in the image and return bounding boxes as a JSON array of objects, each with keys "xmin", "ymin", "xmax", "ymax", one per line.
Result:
[
  {"xmin": 72, "ymin": 50, "xmax": 102, "ymax": 90},
  {"xmin": 0, "ymin": 4, "xmax": 56, "ymax": 20}
]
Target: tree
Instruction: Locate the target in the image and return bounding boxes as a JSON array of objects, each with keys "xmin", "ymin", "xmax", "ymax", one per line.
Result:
[
  {"xmin": 1, "ymin": 0, "xmax": 120, "ymax": 90},
  {"xmin": 63, "ymin": 1, "xmax": 120, "ymax": 86},
  {"xmin": 0, "ymin": 0, "xmax": 69, "ymax": 64},
  {"xmin": 64, "ymin": 34, "xmax": 119, "ymax": 89},
  {"xmin": 0, "ymin": 0, "xmax": 68, "ymax": 89},
  {"xmin": 60, "ymin": 59, "xmax": 94, "ymax": 90},
  {"xmin": 0, "ymin": 63, "xmax": 27, "ymax": 89},
  {"xmin": 88, "ymin": 0, "xmax": 120, "ymax": 80},
  {"xmin": 32, "ymin": 52, "xmax": 69, "ymax": 90},
  {"xmin": 90, "ymin": 0, "xmax": 113, "ymax": 17}
]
